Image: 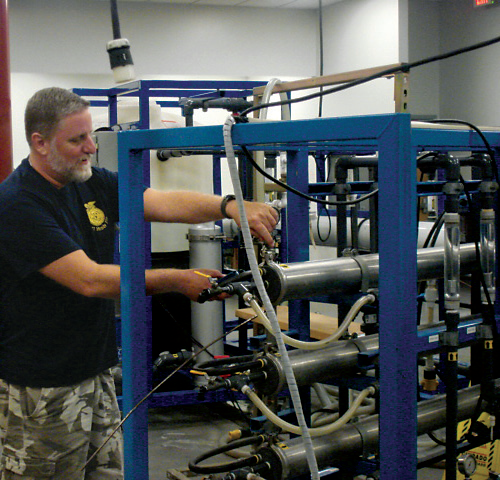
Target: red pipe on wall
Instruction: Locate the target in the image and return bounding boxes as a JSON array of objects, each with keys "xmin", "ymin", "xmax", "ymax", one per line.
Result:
[{"xmin": 0, "ymin": 0, "xmax": 13, "ymax": 182}]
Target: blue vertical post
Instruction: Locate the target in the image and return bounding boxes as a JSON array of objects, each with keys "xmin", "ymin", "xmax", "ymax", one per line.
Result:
[
  {"xmin": 286, "ymin": 149, "xmax": 310, "ymax": 340},
  {"xmin": 138, "ymin": 83, "xmax": 153, "ymax": 395},
  {"xmin": 117, "ymin": 134, "xmax": 149, "ymax": 480},
  {"xmin": 377, "ymin": 114, "xmax": 418, "ymax": 479},
  {"xmin": 286, "ymin": 147, "xmax": 312, "ymax": 424}
]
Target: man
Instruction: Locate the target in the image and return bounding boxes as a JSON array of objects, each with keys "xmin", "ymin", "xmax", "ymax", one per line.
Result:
[{"xmin": 0, "ymin": 87, "xmax": 278, "ymax": 479}]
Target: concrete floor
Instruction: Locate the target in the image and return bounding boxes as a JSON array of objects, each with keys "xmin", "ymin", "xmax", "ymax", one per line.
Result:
[
  {"xmin": 146, "ymin": 402, "xmax": 447, "ymax": 480},
  {"xmin": 148, "ymin": 403, "xmax": 244, "ymax": 480}
]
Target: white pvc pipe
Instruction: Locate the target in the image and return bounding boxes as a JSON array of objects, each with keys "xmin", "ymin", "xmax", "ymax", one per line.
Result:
[{"xmin": 312, "ymin": 216, "xmax": 444, "ymax": 249}]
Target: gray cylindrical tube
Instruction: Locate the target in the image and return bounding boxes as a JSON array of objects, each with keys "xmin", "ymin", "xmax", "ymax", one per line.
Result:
[
  {"xmin": 287, "ymin": 335, "xmax": 379, "ymax": 387},
  {"xmin": 267, "ymin": 383, "xmax": 486, "ymax": 480},
  {"xmin": 262, "ymin": 243, "xmax": 477, "ymax": 304},
  {"xmin": 188, "ymin": 223, "xmax": 224, "ymax": 364}
]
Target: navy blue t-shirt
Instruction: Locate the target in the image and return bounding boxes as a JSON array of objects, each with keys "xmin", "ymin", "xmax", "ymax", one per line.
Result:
[{"xmin": 0, "ymin": 158, "xmax": 120, "ymax": 387}]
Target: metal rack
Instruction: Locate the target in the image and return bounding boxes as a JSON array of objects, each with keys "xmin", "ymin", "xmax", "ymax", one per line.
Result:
[
  {"xmin": 74, "ymin": 79, "xmax": 265, "ymax": 128},
  {"xmin": 114, "ymin": 114, "xmax": 500, "ymax": 479}
]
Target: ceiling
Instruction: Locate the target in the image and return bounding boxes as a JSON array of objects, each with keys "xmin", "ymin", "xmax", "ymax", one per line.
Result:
[{"xmin": 113, "ymin": 0, "xmax": 345, "ymax": 9}]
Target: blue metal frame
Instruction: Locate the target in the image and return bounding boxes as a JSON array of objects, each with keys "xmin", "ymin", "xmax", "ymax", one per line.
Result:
[
  {"xmin": 114, "ymin": 114, "xmax": 500, "ymax": 480},
  {"xmin": 73, "ymin": 79, "xmax": 266, "ymax": 127}
]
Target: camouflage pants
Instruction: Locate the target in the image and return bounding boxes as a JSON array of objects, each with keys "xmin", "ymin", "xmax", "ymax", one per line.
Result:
[{"xmin": 0, "ymin": 370, "xmax": 123, "ymax": 479}]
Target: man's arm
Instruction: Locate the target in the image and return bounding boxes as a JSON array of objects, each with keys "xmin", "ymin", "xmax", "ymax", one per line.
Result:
[
  {"xmin": 39, "ymin": 249, "xmax": 220, "ymax": 301},
  {"xmin": 143, "ymin": 189, "xmax": 279, "ymax": 246}
]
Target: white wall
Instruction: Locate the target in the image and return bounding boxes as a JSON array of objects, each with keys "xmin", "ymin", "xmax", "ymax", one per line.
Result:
[
  {"xmin": 9, "ymin": 0, "xmax": 317, "ymax": 164},
  {"xmin": 438, "ymin": 0, "xmax": 500, "ymax": 126},
  {"xmin": 8, "ymin": 0, "xmax": 404, "ymax": 165},
  {"xmin": 408, "ymin": 0, "xmax": 441, "ymax": 119},
  {"xmin": 322, "ymin": 0, "xmax": 400, "ymax": 74},
  {"xmin": 9, "ymin": 0, "xmax": 317, "ymax": 78},
  {"xmin": 10, "ymin": 73, "xmax": 117, "ymax": 165},
  {"xmin": 318, "ymin": 0, "xmax": 401, "ymax": 117}
]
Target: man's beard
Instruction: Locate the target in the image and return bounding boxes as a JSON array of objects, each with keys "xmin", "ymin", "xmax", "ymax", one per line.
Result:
[{"xmin": 48, "ymin": 143, "xmax": 93, "ymax": 184}]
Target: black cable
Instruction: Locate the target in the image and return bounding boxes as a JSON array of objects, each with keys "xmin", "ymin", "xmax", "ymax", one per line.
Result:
[
  {"xmin": 316, "ymin": 206, "xmax": 332, "ymax": 242},
  {"xmin": 422, "ymin": 211, "xmax": 445, "ymax": 249},
  {"xmin": 428, "ymin": 119, "xmax": 499, "ymax": 185},
  {"xmin": 427, "ymin": 431, "xmax": 447, "ymax": 447},
  {"xmin": 197, "ymin": 355, "xmax": 255, "ymax": 369},
  {"xmin": 188, "ymin": 435, "xmax": 265, "ymax": 474},
  {"xmin": 241, "ymin": 35, "xmax": 500, "ymax": 118},
  {"xmin": 83, "ymin": 315, "xmax": 257, "ymax": 470},
  {"xmin": 241, "ymin": 146, "xmax": 378, "ymax": 207},
  {"xmin": 226, "ymin": 389, "xmax": 252, "ymax": 428},
  {"xmin": 417, "ymin": 211, "xmax": 444, "ymax": 326},
  {"xmin": 195, "ymin": 360, "xmax": 263, "ymax": 377},
  {"xmin": 318, "ymin": 0, "xmax": 324, "ymax": 118},
  {"xmin": 313, "ymin": 154, "xmax": 332, "ymax": 242},
  {"xmin": 357, "ymin": 216, "xmax": 369, "ymax": 233},
  {"xmin": 110, "ymin": 0, "xmax": 121, "ymax": 39},
  {"xmin": 429, "ymin": 215, "xmax": 445, "ymax": 248}
]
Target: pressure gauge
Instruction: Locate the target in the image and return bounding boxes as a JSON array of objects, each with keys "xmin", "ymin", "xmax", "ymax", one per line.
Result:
[{"xmin": 458, "ymin": 453, "xmax": 477, "ymax": 478}]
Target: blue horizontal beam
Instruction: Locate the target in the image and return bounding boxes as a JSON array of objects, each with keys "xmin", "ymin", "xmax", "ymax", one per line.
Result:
[
  {"xmin": 415, "ymin": 317, "xmax": 499, "ymax": 354},
  {"xmin": 412, "ymin": 126, "xmax": 500, "ymax": 150},
  {"xmin": 73, "ymin": 79, "xmax": 265, "ymax": 100},
  {"xmin": 117, "ymin": 114, "xmax": 402, "ymax": 151}
]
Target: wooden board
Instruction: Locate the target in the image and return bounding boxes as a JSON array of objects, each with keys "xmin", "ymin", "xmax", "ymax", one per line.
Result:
[{"xmin": 235, "ymin": 305, "xmax": 361, "ymax": 340}]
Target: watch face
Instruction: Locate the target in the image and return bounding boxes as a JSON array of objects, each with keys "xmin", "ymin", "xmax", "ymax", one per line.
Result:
[{"xmin": 458, "ymin": 453, "xmax": 477, "ymax": 476}]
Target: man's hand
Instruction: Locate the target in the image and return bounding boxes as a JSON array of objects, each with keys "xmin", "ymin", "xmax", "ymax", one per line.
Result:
[
  {"xmin": 176, "ymin": 268, "xmax": 226, "ymax": 302},
  {"xmin": 224, "ymin": 199, "xmax": 279, "ymax": 247}
]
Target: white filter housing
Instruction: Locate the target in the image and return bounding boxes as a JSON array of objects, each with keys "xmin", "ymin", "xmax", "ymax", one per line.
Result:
[
  {"xmin": 188, "ymin": 223, "xmax": 224, "ymax": 365},
  {"xmin": 312, "ymin": 216, "xmax": 444, "ymax": 250},
  {"xmin": 95, "ymin": 99, "xmax": 214, "ymax": 252}
]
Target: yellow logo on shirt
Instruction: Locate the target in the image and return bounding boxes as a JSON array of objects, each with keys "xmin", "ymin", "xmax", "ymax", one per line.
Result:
[{"xmin": 84, "ymin": 201, "xmax": 108, "ymax": 231}]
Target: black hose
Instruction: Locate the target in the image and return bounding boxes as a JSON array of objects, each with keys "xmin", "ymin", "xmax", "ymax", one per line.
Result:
[
  {"xmin": 197, "ymin": 355, "xmax": 255, "ymax": 369},
  {"xmin": 110, "ymin": 0, "xmax": 121, "ymax": 39},
  {"xmin": 427, "ymin": 431, "xmax": 447, "ymax": 447},
  {"xmin": 188, "ymin": 435, "xmax": 265, "ymax": 474},
  {"xmin": 196, "ymin": 360, "xmax": 264, "ymax": 377},
  {"xmin": 240, "ymin": 35, "xmax": 500, "ymax": 118},
  {"xmin": 241, "ymin": 146, "xmax": 378, "ymax": 207},
  {"xmin": 318, "ymin": 0, "xmax": 324, "ymax": 118},
  {"xmin": 316, "ymin": 206, "xmax": 331, "ymax": 243},
  {"xmin": 428, "ymin": 119, "xmax": 499, "ymax": 185}
]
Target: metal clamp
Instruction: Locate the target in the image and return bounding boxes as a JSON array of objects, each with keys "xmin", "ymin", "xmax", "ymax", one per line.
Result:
[{"xmin": 352, "ymin": 254, "xmax": 377, "ymax": 292}]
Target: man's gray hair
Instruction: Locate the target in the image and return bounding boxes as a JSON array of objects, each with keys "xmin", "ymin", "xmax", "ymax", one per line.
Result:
[{"xmin": 25, "ymin": 87, "xmax": 90, "ymax": 145}]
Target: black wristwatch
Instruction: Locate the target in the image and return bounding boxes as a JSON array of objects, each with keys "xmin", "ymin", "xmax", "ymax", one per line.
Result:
[{"xmin": 220, "ymin": 194, "xmax": 236, "ymax": 218}]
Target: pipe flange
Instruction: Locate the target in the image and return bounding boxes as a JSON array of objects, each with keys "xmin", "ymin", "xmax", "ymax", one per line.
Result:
[
  {"xmin": 351, "ymin": 254, "xmax": 378, "ymax": 292},
  {"xmin": 186, "ymin": 233, "xmax": 226, "ymax": 242},
  {"xmin": 480, "ymin": 181, "xmax": 498, "ymax": 193},
  {"xmin": 254, "ymin": 353, "xmax": 284, "ymax": 397},
  {"xmin": 442, "ymin": 182, "xmax": 463, "ymax": 195},
  {"xmin": 268, "ymin": 442, "xmax": 290, "ymax": 480}
]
